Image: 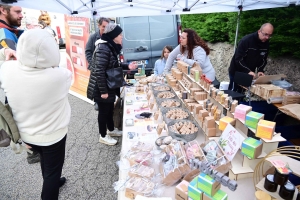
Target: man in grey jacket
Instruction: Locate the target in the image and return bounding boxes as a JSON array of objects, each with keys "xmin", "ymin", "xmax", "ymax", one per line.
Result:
[{"xmin": 85, "ymin": 17, "xmax": 110, "ymax": 70}]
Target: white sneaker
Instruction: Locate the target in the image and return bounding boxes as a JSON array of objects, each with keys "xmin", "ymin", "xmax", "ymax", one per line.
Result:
[
  {"xmin": 107, "ymin": 128, "xmax": 123, "ymax": 137},
  {"xmin": 99, "ymin": 135, "xmax": 117, "ymax": 145}
]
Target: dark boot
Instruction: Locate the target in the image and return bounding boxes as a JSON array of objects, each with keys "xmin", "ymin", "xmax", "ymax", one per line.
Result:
[{"xmin": 27, "ymin": 149, "xmax": 40, "ymax": 164}]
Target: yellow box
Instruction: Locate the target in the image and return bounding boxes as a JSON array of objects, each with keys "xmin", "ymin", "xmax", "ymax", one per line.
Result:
[
  {"xmin": 256, "ymin": 119, "xmax": 276, "ymax": 140},
  {"xmin": 219, "ymin": 116, "xmax": 236, "ymax": 131}
]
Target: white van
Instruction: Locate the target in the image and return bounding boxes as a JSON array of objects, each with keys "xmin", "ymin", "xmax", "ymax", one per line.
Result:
[{"xmin": 116, "ymin": 15, "xmax": 181, "ymax": 76}]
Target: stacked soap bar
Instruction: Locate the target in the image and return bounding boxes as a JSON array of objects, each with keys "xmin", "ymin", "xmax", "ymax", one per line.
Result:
[
  {"xmin": 219, "ymin": 116, "xmax": 236, "ymax": 131},
  {"xmin": 234, "ymin": 104, "xmax": 252, "ymax": 123},
  {"xmin": 256, "ymin": 120, "xmax": 276, "ymax": 140},
  {"xmin": 245, "ymin": 111, "xmax": 264, "ymax": 129},
  {"xmin": 241, "ymin": 137, "xmax": 263, "ymax": 159}
]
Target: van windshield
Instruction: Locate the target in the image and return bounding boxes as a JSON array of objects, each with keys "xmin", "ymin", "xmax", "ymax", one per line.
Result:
[{"xmin": 123, "ymin": 16, "xmax": 176, "ymax": 41}]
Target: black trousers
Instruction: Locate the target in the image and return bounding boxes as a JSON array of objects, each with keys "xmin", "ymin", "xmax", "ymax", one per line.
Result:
[
  {"xmin": 26, "ymin": 135, "xmax": 67, "ymax": 200},
  {"xmin": 96, "ymin": 101, "xmax": 114, "ymax": 137}
]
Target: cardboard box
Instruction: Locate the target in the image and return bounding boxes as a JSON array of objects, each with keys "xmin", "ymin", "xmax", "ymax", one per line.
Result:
[
  {"xmin": 206, "ymin": 128, "xmax": 216, "ymax": 137},
  {"xmin": 191, "ymin": 88, "xmax": 203, "ymax": 96},
  {"xmin": 197, "ymin": 173, "xmax": 221, "ymax": 197},
  {"xmin": 204, "ymin": 116, "xmax": 215, "ymax": 128},
  {"xmin": 234, "ymin": 104, "xmax": 252, "ymax": 123},
  {"xmin": 188, "ymin": 177, "xmax": 203, "ymax": 200},
  {"xmin": 194, "ymin": 104, "xmax": 203, "ymax": 115},
  {"xmin": 199, "ymin": 110, "xmax": 209, "ymax": 118},
  {"xmin": 219, "ymin": 116, "xmax": 236, "ymax": 131},
  {"xmin": 176, "ymin": 180, "xmax": 189, "ymax": 200},
  {"xmin": 256, "ymin": 119, "xmax": 276, "ymax": 140},
  {"xmin": 241, "ymin": 137, "xmax": 263, "ymax": 159},
  {"xmin": 245, "ymin": 111, "xmax": 264, "ymax": 129},
  {"xmin": 202, "ymin": 189, "xmax": 228, "ymax": 200}
]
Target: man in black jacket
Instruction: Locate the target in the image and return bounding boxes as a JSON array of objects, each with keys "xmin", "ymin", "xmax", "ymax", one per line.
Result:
[
  {"xmin": 228, "ymin": 23, "xmax": 274, "ymax": 91},
  {"xmin": 85, "ymin": 17, "xmax": 110, "ymax": 70}
]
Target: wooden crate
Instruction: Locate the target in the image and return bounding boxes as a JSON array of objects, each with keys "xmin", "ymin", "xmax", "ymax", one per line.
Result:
[
  {"xmin": 255, "ymin": 84, "xmax": 284, "ymax": 99},
  {"xmin": 282, "ymin": 91, "xmax": 300, "ymax": 105}
]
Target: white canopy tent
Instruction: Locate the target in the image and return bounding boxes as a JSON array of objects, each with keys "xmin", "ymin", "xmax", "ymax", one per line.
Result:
[{"xmin": 3, "ymin": 0, "xmax": 299, "ymax": 18}]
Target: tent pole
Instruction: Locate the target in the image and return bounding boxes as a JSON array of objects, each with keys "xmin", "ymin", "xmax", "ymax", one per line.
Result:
[
  {"xmin": 92, "ymin": 13, "xmax": 97, "ymax": 33},
  {"xmin": 233, "ymin": 8, "xmax": 242, "ymax": 53}
]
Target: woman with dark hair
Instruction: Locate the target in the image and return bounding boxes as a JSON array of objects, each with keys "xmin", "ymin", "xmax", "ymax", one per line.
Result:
[
  {"xmin": 154, "ymin": 45, "xmax": 173, "ymax": 75},
  {"xmin": 87, "ymin": 24, "xmax": 137, "ymax": 145},
  {"xmin": 164, "ymin": 28, "xmax": 215, "ymax": 81}
]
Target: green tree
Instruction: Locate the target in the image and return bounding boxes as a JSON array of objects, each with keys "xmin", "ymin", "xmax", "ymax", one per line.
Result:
[
  {"xmin": 181, "ymin": 6, "xmax": 300, "ymax": 58},
  {"xmin": 181, "ymin": 12, "xmax": 236, "ymax": 42}
]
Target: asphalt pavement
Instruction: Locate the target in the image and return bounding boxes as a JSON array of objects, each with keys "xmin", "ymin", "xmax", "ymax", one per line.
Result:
[{"xmin": 0, "ymin": 49, "xmax": 121, "ymax": 199}]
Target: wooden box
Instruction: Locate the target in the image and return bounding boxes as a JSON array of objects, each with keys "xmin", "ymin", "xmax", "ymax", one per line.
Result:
[{"xmin": 255, "ymin": 84, "xmax": 284, "ymax": 99}]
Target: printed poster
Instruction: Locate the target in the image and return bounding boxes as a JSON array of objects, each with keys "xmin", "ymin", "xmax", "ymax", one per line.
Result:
[
  {"xmin": 218, "ymin": 124, "xmax": 245, "ymax": 161},
  {"xmin": 64, "ymin": 15, "xmax": 91, "ymax": 101}
]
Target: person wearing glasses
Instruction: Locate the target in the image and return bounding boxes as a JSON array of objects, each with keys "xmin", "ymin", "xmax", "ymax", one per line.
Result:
[{"xmin": 228, "ymin": 23, "xmax": 274, "ymax": 91}]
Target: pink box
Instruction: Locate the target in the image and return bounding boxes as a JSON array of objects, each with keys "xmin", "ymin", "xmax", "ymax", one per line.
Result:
[{"xmin": 234, "ymin": 104, "xmax": 252, "ymax": 123}]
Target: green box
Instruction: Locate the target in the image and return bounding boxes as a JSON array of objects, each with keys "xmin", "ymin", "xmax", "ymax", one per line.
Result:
[
  {"xmin": 212, "ymin": 189, "xmax": 228, "ymax": 200},
  {"xmin": 197, "ymin": 173, "xmax": 221, "ymax": 197},
  {"xmin": 241, "ymin": 137, "xmax": 263, "ymax": 159},
  {"xmin": 245, "ymin": 111, "xmax": 264, "ymax": 129},
  {"xmin": 188, "ymin": 177, "xmax": 202, "ymax": 200},
  {"xmin": 203, "ymin": 189, "xmax": 228, "ymax": 200}
]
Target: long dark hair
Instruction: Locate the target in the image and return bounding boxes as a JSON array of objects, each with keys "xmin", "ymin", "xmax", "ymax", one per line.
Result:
[
  {"xmin": 160, "ymin": 45, "xmax": 173, "ymax": 59},
  {"xmin": 180, "ymin": 28, "xmax": 210, "ymax": 59}
]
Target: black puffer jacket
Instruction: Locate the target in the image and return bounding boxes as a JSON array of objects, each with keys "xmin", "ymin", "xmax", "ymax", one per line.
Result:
[{"xmin": 87, "ymin": 40, "xmax": 128, "ymax": 103}]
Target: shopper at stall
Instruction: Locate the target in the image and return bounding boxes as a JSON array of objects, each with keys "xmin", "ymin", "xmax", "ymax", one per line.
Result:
[
  {"xmin": 0, "ymin": 4, "xmax": 43, "ymax": 164},
  {"xmin": 154, "ymin": 45, "xmax": 173, "ymax": 75},
  {"xmin": 85, "ymin": 17, "xmax": 110, "ymax": 111},
  {"xmin": 164, "ymin": 28, "xmax": 215, "ymax": 81},
  {"xmin": 0, "ymin": 29, "xmax": 71, "ymax": 200},
  {"xmin": 87, "ymin": 24, "xmax": 137, "ymax": 145},
  {"xmin": 228, "ymin": 23, "xmax": 274, "ymax": 91}
]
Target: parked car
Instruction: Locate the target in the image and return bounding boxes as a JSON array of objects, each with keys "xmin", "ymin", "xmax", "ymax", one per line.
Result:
[{"xmin": 116, "ymin": 15, "xmax": 181, "ymax": 77}]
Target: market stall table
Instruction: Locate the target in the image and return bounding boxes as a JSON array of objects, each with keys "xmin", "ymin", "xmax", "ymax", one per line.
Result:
[{"xmin": 117, "ymin": 85, "xmax": 256, "ymax": 200}]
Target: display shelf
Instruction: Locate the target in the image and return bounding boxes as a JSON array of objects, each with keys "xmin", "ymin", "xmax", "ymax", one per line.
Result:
[
  {"xmin": 177, "ymin": 80, "xmax": 190, "ymax": 93},
  {"xmin": 256, "ymin": 178, "xmax": 298, "ymax": 200},
  {"xmin": 242, "ymin": 151, "xmax": 267, "ymax": 169},
  {"xmin": 261, "ymin": 133, "xmax": 286, "ymax": 143},
  {"xmin": 170, "ymin": 79, "xmax": 286, "ymax": 180},
  {"xmin": 266, "ymin": 154, "xmax": 300, "ymax": 177},
  {"xmin": 195, "ymin": 81, "xmax": 210, "ymax": 93},
  {"xmin": 229, "ymin": 151, "xmax": 254, "ymax": 180}
]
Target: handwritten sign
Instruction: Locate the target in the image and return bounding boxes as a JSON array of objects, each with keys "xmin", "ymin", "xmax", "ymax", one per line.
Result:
[{"xmin": 218, "ymin": 124, "xmax": 244, "ymax": 161}]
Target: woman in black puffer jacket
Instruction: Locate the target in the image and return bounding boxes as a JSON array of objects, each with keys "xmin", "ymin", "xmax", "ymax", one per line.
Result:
[{"xmin": 87, "ymin": 24, "xmax": 137, "ymax": 145}]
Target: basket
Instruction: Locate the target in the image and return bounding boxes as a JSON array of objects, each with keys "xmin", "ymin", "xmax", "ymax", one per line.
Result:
[
  {"xmin": 152, "ymin": 84, "xmax": 171, "ymax": 95},
  {"xmin": 167, "ymin": 119, "xmax": 199, "ymax": 142},
  {"xmin": 161, "ymin": 107, "xmax": 190, "ymax": 124},
  {"xmin": 155, "ymin": 136, "xmax": 188, "ymax": 150},
  {"xmin": 155, "ymin": 91, "xmax": 176, "ymax": 99},
  {"xmin": 156, "ymin": 98, "xmax": 182, "ymax": 109}
]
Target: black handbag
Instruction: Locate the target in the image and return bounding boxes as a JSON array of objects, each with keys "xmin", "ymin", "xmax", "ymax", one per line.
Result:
[
  {"xmin": 91, "ymin": 44, "xmax": 124, "ymax": 89},
  {"xmin": 106, "ymin": 67, "xmax": 124, "ymax": 89}
]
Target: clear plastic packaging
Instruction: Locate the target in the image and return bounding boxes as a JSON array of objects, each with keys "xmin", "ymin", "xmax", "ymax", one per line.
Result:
[
  {"xmin": 129, "ymin": 164, "xmax": 155, "ymax": 178},
  {"xmin": 271, "ymin": 80, "xmax": 292, "ymax": 90}
]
